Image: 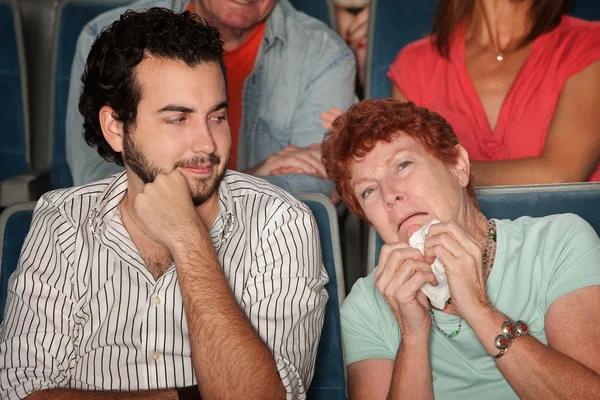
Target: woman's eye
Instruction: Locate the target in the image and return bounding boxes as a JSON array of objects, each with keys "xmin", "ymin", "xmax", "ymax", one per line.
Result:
[
  {"xmin": 361, "ymin": 187, "xmax": 374, "ymax": 199},
  {"xmin": 397, "ymin": 161, "xmax": 411, "ymax": 170}
]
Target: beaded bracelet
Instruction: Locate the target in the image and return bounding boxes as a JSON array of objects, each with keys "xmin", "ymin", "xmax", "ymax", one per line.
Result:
[{"xmin": 493, "ymin": 320, "xmax": 529, "ymax": 360}]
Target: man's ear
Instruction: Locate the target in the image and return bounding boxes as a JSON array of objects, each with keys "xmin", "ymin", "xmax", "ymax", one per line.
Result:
[
  {"xmin": 451, "ymin": 145, "xmax": 471, "ymax": 188},
  {"xmin": 99, "ymin": 106, "xmax": 125, "ymax": 153}
]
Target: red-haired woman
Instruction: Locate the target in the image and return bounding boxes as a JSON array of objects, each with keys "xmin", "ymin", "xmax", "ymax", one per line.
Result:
[{"xmin": 322, "ymin": 99, "xmax": 600, "ymax": 399}]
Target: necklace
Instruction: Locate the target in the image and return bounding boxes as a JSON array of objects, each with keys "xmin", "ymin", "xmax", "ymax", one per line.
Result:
[
  {"xmin": 430, "ymin": 219, "xmax": 497, "ymax": 338},
  {"xmin": 430, "ymin": 309, "xmax": 462, "ymax": 338}
]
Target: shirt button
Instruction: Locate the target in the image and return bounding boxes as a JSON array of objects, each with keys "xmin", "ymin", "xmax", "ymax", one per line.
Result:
[
  {"xmin": 151, "ymin": 351, "xmax": 160, "ymax": 361},
  {"xmin": 153, "ymin": 296, "xmax": 161, "ymax": 306}
]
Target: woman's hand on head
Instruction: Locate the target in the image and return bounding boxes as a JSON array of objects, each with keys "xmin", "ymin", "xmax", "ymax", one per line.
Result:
[
  {"xmin": 423, "ymin": 221, "xmax": 493, "ymax": 320},
  {"xmin": 374, "ymin": 242, "xmax": 437, "ymax": 339}
]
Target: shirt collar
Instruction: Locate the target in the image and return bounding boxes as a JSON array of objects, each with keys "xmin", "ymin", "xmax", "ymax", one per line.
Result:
[
  {"xmin": 213, "ymin": 173, "xmax": 236, "ymax": 245},
  {"xmin": 89, "ymin": 172, "xmax": 128, "ymax": 237},
  {"xmin": 263, "ymin": 0, "xmax": 290, "ymax": 51},
  {"xmin": 88, "ymin": 171, "xmax": 236, "ymax": 244}
]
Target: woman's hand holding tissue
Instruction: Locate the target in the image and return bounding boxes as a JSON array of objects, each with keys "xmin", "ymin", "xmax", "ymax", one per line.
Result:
[
  {"xmin": 374, "ymin": 242, "xmax": 438, "ymax": 339},
  {"xmin": 423, "ymin": 221, "xmax": 493, "ymax": 321}
]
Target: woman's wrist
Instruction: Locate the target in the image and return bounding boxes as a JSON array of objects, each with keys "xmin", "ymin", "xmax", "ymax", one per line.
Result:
[
  {"xmin": 400, "ymin": 327, "xmax": 431, "ymax": 347},
  {"xmin": 467, "ymin": 306, "xmax": 513, "ymax": 356}
]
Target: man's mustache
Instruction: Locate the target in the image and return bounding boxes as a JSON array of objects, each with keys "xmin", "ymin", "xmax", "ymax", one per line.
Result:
[{"xmin": 175, "ymin": 153, "xmax": 220, "ymax": 168}]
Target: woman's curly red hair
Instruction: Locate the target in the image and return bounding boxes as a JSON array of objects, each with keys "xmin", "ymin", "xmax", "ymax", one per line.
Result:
[{"xmin": 322, "ymin": 99, "xmax": 477, "ymax": 221}]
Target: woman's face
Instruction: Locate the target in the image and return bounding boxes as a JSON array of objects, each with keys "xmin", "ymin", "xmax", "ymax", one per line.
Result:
[{"xmin": 350, "ymin": 133, "xmax": 471, "ymax": 243}]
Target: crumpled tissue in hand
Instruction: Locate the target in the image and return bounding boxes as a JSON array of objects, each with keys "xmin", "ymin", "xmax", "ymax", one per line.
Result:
[{"xmin": 408, "ymin": 219, "xmax": 450, "ymax": 309}]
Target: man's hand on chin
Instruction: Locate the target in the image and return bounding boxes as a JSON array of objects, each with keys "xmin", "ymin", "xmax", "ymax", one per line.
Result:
[{"xmin": 132, "ymin": 170, "xmax": 207, "ymax": 250}]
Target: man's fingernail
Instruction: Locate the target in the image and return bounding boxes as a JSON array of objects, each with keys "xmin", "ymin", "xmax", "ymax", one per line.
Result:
[{"xmin": 357, "ymin": 41, "xmax": 366, "ymax": 48}]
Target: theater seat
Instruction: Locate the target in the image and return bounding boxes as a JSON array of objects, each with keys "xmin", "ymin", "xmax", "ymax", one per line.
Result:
[
  {"xmin": 0, "ymin": 202, "xmax": 35, "ymax": 325},
  {"xmin": 50, "ymin": 0, "xmax": 133, "ymax": 189},
  {"xmin": 0, "ymin": 0, "xmax": 29, "ymax": 182},
  {"xmin": 297, "ymin": 193, "xmax": 347, "ymax": 400},
  {"xmin": 367, "ymin": 183, "xmax": 600, "ymax": 274}
]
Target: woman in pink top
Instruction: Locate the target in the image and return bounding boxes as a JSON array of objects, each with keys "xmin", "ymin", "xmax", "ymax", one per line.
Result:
[
  {"xmin": 322, "ymin": 0, "xmax": 600, "ymax": 185},
  {"xmin": 388, "ymin": 0, "xmax": 600, "ymax": 185}
]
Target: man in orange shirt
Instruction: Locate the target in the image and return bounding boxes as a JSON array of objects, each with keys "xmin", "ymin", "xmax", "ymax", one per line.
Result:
[{"xmin": 67, "ymin": 0, "xmax": 356, "ymax": 199}]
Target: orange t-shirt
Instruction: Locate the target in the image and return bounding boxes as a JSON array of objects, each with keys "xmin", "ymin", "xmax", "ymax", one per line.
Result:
[
  {"xmin": 187, "ymin": 4, "xmax": 265, "ymax": 169},
  {"xmin": 223, "ymin": 22, "xmax": 265, "ymax": 170}
]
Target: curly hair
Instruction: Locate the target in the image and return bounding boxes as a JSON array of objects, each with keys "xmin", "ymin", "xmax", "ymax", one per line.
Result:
[
  {"xmin": 78, "ymin": 7, "xmax": 226, "ymax": 166},
  {"xmin": 322, "ymin": 99, "xmax": 477, "ymax": 222}
]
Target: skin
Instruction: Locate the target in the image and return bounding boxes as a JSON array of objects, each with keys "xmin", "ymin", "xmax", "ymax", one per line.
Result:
[
  {"xmin": 192, "ymin": 0, "xmax": 330, "ymax": 182},
  {"xmin": 344, "ymin": 134, "xmax": 600, "ymax": 399},
  {"xmin": 26, "ymin": 57, "xmax": 285, "ymax": 400},
  {"xmin": 388, "ymin": 0, "xmax": 600, "ymax": 185}
]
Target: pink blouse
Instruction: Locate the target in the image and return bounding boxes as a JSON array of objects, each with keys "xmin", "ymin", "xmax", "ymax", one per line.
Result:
[{"xmin": 388, "ymin": 16, "xmax": 600, "ymax": 182}]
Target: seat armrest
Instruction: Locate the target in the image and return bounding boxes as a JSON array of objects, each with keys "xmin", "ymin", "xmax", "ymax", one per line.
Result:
[{"xmin": 0, "ymin": 169, "xmax": 52, "ymax": 207}]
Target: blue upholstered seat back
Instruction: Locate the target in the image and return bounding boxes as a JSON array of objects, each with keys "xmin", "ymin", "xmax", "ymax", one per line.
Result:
[
  {"xmin": 297, "ymin": 193, "xmax": 347, "ymax": 400},
  {"xmin": 51, "ymin": 0, "xmax": 132, "ymax": 189},
  {"xmin": 0, "ymin": 0, "xmax": 28, "ymax": 181}
]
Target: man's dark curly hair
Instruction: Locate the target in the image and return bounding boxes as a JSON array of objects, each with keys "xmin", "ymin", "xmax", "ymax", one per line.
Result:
[{"xmin": 78, "ymin": 7, "xmax": 226, "ymax": 166}]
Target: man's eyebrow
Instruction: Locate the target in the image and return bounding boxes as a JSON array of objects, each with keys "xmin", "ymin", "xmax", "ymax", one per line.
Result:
[
  {"xmin": 155, "ymin": 105, "xmax": 195, "ymax": 114},
  {"xmin": 209, "ymin": 101, "xmax": 229, "ymax": 113}
]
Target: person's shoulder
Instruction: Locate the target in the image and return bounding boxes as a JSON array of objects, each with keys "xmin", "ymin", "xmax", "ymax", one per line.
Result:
[
  {"xmin": 396, "ymin": 36, "xmax": 438, "ymax": 62},
  {"xmin": 223, "ymin": 170, "xmax": 311, "ymax": 216},
  {"xmin": 391, "ymin": 36, "xmax": 439, "ymax": 76},
  {"xmin": 552, "ymin": 15, "xmax": 600, "ymax": 36},
  {"xmin": 541, "ymin": 15, "xmax": 600, "ymax": 49},
  {"xmin": 276, "ymin": 0, "xmax": 352, "ymax": 58},
  {"xmin": 499, "ymin": 213, "xmax": 599, "ymax": 248},
  {"xmin": 33, "ymin": 177, "xmax": 113, "ymax": 227},
  {"xmin": 401, "ymin": 36, "xmax": 437, "ymax": 55},
  {"xmin": 342, "ymin": 270, "xmax": 386, "ymax": 316}
]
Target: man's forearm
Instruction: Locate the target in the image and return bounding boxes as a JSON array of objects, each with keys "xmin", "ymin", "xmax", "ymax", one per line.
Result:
[
  {"xmin": 172, "ymin": 232, "xmax": 285, "ymax": 400},
  {"xmin": 26, "ymin": 388, "xmax": 177, "ymax": 400},
  {"xmin": 388, "ymin": 335, "xmax": 433, "ymax": 400}
]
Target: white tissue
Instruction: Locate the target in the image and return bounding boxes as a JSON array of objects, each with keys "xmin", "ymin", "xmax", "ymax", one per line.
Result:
[{"xmin": 408, "ymin": 219, "xmax": 451, "ymax": 309}]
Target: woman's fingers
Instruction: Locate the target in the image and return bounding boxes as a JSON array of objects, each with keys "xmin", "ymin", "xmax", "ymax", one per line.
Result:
[
  {"xmin": 428, "ymin": 221, "xmax": 483, "ymax": 256},
  {"xmin": 320, "ymin": 107, "xmax": 345, "ymax": 129}
]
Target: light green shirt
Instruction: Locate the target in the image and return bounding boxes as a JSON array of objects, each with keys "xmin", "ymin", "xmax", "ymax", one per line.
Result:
[{"xmin": 342, "ymin": 214, "xmax": 600, "ymax": 399}]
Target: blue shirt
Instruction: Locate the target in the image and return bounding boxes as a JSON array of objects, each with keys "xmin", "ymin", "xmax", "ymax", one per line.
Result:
[{"xmin": 66, "ymin": 0, "xmax": 356, "ymax": 195}]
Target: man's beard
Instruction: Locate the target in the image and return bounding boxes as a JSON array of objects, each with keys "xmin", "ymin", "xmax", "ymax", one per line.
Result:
[{"xmin": 122, "ymin": 131, "xmax": 228, "ymax": 206}]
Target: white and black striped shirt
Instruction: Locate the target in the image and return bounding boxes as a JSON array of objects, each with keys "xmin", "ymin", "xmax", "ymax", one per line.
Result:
[{"xmin": 0, "ymin": 171, "xmax": 328, "ymax": 399}]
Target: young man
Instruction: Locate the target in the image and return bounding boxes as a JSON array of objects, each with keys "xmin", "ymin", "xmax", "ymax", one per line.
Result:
[
  {"xmin": 66, "ymin": 0, "xmax": 356, "ymax": 197},
  {"xmin": 0, "ymin": 8, "xmax": 328, "ymax": 400}
]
